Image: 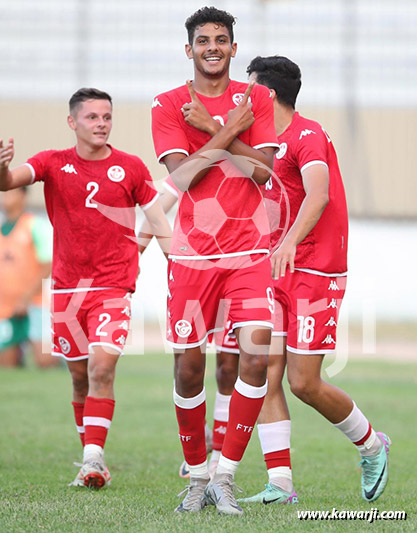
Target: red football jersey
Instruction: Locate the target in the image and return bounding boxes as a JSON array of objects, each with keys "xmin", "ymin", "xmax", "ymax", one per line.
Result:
[
  {"xmin": 264, "ymin": 112, "xmax": 348, "ymax": 273},
  {"xmin": 152, "ymin": 81, "xmax": 279, "ymax": 259},
  {"xmin": 26, "ymin": 146, "xmax": 157, "ymax": 291}
]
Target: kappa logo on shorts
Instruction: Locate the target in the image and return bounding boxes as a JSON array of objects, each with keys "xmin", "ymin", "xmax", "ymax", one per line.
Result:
[
  {"xmin": 175, "ymin": 320, "xmax": 192, "ymax": 338},
  {"xmin": 275, "ymin": 142, "xmax": 287, "ymax": 160},
  {"xmin": 322, "ymin": 334, "xmax": 336, "ymax": 345},
  {"xmin": 325, "ymin": 317, "xmax": 337, "ymax": 327},
  {"xmin": 107, "ymin": 165, "xmax": 125, "ymax": 182},
  {"xmin": 115, "ymin": 334, "xmax": 126, "ymax": 345},
  {"xmin": 327, "ymin": 298, "xmax": 338, "ymax": 309},
  {"xmin": 328, "ymin": 280, "xmax": 340, "ymax": 291},
  {"xmin": 58, "ymin": 336, "xmax": 71, "ymax": 355}
]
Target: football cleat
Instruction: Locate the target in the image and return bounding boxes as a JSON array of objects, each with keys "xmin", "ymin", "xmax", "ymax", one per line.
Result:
[
  {"xmin": 238, "ymin": 484, "xmax": 298, "ymax": 505},
  {"xmin": 175, "ymin": 477, "xmax": 209, "ymax": 513},
  {"xmin": 81, "ymin": 459, "xmax": 111, "ymax": 489},
  {"xmin": 178, "ymin": 460, "xmax": 190, "ymax": 479},
  {"xmin": 360, "ymin": 432, "xmax": 391, "ymax": 502},
  {"xmin": 203, "ymin": 473, "xmax": 243, "ymax": 515},
  {"xmin": 68, "ymin": 463, "xmax": 85, "ymax": 487}
]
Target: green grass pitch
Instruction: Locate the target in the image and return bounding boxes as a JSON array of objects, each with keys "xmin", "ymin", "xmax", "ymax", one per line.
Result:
[{"xmin": 0, "ymin": 353, "xmax": 415, "ymax": 532}]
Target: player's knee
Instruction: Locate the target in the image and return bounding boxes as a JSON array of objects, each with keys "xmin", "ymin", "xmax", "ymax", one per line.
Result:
[
  {"xmin": 240, "ymin": 353, "xmax": 268, "ymax": 383},
  {"xmin": 71, "ymin": 372, "xmax": 89, "ymax": 395},
  {"xmin": 216, "ymin": 361, "xmax": 238, "ymax": 390},
  {"xmin": 175, "ymin": 365, "xmax": 204, "ymax": 396},
  {"xmin": 88, "ymin": 364, "xmax": 115, "ymax": 388},
  {"xmin": 289, "ymin": 375, "xmax": 319, "ymax": 404}
]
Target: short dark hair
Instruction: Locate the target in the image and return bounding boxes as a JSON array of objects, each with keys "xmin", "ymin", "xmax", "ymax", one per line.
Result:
[
  {"xmin": 185, "ymin": 6, "xmax": 236, "ymax": 45},
  {"xmin": 69, "ymin": 87, "xmax": 112, "ymax": 115},
  {"xmin": 247, "ymin": 56, "xmax": 302, "ymax": 109}
]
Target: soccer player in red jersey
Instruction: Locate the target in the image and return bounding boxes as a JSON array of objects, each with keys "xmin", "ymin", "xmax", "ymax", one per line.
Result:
[
  {"xmin": 151, "ymin": 7, "xmax": 279, "ymax": 514},
  {"xmin": 238, "ymin": 56, "xmax": 390, "ymax": 504},
  {"xmin": 139, "ymin": 175, "xmax": 240, "ymax": 479},
  {"xmin": 0, "ymin": 88, "xmax": 172, "ymax": 489}
]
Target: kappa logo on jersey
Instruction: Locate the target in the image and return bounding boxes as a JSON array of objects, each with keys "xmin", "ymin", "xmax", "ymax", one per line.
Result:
[
  {"xmin": 322, "ymin": 334, "xmax": 336, "ymax": 345},
  {"xmin": 214, "ymin": 425, "xmax": 227, "ymax": 435},
  {"xmin": 175, "ymin": 319, "xmax": 192, "ymax": 338},
  {"xmin": 328, "ymin": 280, "xmax": 340, "ymax": 291},
  {"xmin": 299, "ymin": 129, "xmax": 316, "ymax": 140},
  {"xmin": 61, "ymin": 164, "xmax": 77, "ymax": 174},
  {"xmin": 232, "ymin": 93, "xmax": 251, "ymax": 106},
  {"xmin": 169, "ymin": 270, "xmax": 174, "ymax": 282},
  {"xmin": 118, "ymin": 321, "xmax": 129, "ymax": 331},
  {"xmin": 275, "ymin": 142, "xmax": 287, "ymax": 160},
  {"xmin": 152, "ymin": 98, "xmax": 162, "ymax": 109},
  {"xmin": 107, "ymin": 165, "xmax": 125, "ymax": 182},
  {"xmin": 58, "ymin": 336, "xmax": 71, "ymax": 355},
  {"xmin": 167, "ymin": 286, "xmax": 172, "ymax": 299},
  {"xmin": 325, "ymin": 317, "xmax": 337, "ymax": 327}
]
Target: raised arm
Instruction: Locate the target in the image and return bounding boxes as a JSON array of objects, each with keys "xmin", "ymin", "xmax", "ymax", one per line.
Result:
[
  {"xmin": 163, "ymin": 82, "xmax": 256, "ymax": 191},
  {"xmin": 0, "ymin": 138, "xmax": 33, "ymax": 190},
  {"xmin": 178, "ymin": 82, "xmax": 273, "ymax": 186}
]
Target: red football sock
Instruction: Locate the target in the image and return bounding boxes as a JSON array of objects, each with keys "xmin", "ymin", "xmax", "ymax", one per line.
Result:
[
  {"xmin": 83, "ymin": 396, "xmax": 115, "ymax": 448},
  {"xmin": 212, "ymin": 419, "xmax": 227, "ymax": 451},
  {"xmin": 221, "ymin": 378, "xmax": 267, "ymax": 462},
  {"xmin": 71, "ymin": 401, "xmax": 85, "ymax": 446},
  {"xmin": 265, "ymin": 449, "xmax": 291, "ymax": 469},
  {"xmin": 174, "ymin": 389, "xmax": 207, "ymax": 466}
]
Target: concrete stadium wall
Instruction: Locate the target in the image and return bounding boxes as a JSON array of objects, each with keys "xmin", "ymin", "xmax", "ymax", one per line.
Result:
[{"xmin": 1, "ymin": 101, "xmax": 416, "ymax": 218}]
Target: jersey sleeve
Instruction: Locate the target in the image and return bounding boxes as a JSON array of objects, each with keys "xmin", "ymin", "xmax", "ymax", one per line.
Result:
[
  {"xmin": 133, "ymin": 158, "xmax": 159, "ymax": 210},
  {"xmin": 31, "ymin": 216, "xmax": 53, "ymax": 263},
  {"xmin": 249, "ymin": 85, "xmax": 280, "ymax": 150},
  {"xmin": 151, "ymin": 92, "xmax": 190, "ymax": 163},
  {"xmin": 163, "ymin": 175, "xmax": 179, "ymax": 198},
  {"xmin": 25, "ymin": 150, "xmax": 55, "ymax": 183},
  {"xmin": 293, "ymin": 126, "xmax": 329, "ymax": 173}
]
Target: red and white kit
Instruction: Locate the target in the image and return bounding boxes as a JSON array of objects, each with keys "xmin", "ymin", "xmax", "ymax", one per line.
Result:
[
  {"xmin": 265, "ymin": 112, "xmax": 348, "ymax": 353},
  {"xmin": 152, "ymin": 81, "xmax": 279, "ymax": 347},
  {"xmin": 26, "ymin": 146, "xmax": 158, "ymax": 358}
]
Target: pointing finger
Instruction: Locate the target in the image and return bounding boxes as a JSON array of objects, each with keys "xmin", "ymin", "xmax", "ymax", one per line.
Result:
[
  {"xmin": 186, "ymin": 79, "xmax": 199, "ymax": 103},
  {"xmin": 241, "ymin": 81, "xmax": 255, "ymax": 105}
]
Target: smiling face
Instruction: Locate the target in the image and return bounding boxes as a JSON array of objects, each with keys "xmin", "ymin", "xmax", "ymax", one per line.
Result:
[
  {"xmin": 185, "ymin": 22, "xmax": 237, "ymax": 79},
  {"xmin": 67, "ymin": 99, "xmax": 112, "ymax": 152}
]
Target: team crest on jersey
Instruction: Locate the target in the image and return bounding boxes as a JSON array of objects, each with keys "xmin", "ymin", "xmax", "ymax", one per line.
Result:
[
  {"xmin": 107, "ymin": 165, "xmax": 125, "ymax": 182},
  {"xmin": 232, "ymin": 93, "xmax": 251, "ymax": 106},
  {"xmin": 175, "ymin": 320, "xmax": 192, "ymax": 338},
  {"xmin": 58, "ymin": 336, "xmax": 71, "ymax": 355},
  {"xmin": 275, "ymin": 142, "xmax": 287, "ymax": 160}
]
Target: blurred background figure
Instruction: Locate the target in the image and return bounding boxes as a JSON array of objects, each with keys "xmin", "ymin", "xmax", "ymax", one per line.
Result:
[{"xmin": 0, "ymin": 187, "xmax": 56, "ymax": 368}]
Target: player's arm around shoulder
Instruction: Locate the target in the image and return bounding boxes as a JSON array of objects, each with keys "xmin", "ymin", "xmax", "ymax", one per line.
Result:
[{"xmin": 0, "ymin": 138, "xmax": 33, "ymax": 190}]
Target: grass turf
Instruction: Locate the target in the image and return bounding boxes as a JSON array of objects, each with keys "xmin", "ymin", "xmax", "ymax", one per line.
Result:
[{"xmin": 0, "ymin": 353, "xmax": 415, "ymax": 532}]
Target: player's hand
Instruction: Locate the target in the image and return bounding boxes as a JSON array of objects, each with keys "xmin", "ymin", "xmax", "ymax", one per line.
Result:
[
  {"xmin": 226, "ymin": 82, "xmax": 255, "ymax": 135},
  {"xmin": 271, "ymin": 237, "xmax": 296, "ymax": 279},
  {"xmin": 0, "ymin": 138, "xmax": 15, "ymax": 170},
  {"xmin": 182, "ymin": 80, "xmax": 220, "ymax": 136}
]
